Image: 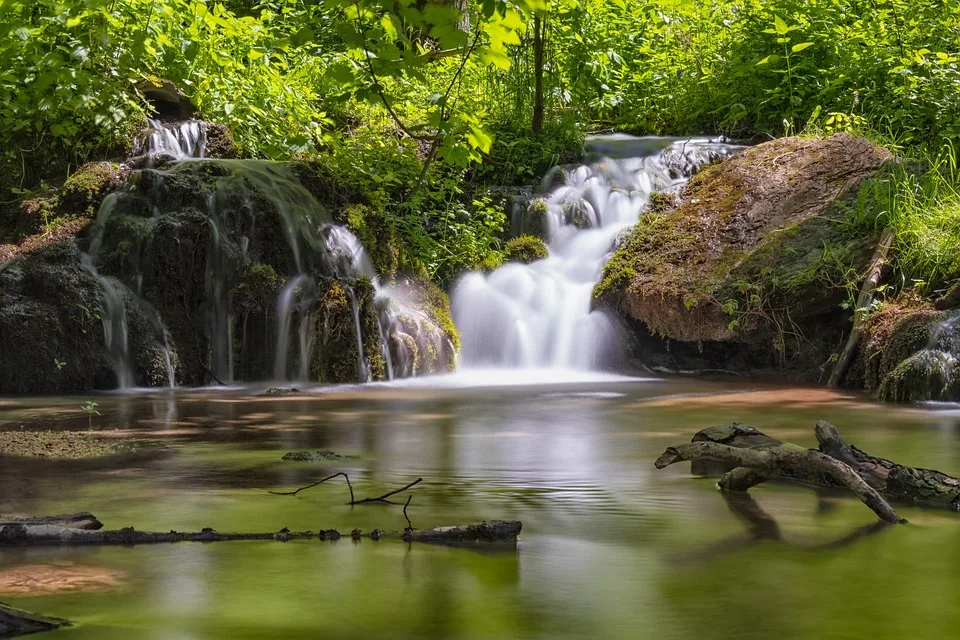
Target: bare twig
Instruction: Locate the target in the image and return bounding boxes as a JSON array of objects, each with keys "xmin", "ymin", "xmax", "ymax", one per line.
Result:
[
  {"xmin": 269, "ymin": 472, "xmax": 354, "ymax": 502},
  {"xmin": 269, "ymin": 474, "xmax": 421, "ymax": 506},
  {"xmin": 402, "ymin": 494, "xmax": 413, "ymax": 531},
  {"xmin": 351, "ymin": 478, "xmax": 423, "ymax": 505}
]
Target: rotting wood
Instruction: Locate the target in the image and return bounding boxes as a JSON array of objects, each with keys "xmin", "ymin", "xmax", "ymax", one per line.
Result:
[
  {"xmin": 0, "ymin": 601, "xmax": 68, "ymax": 639},
  {"xmin": 0, "ymin": 520, "xmax": 521, "ymax": 547},
  {"xmin": 828, "ymin": 226, "xmax": 896, "ymax": 387},
  {"xmin": 654, "ymin": 439, "xmax": 905, "ymax": 523},
  {"xmin": 661, "ymin": 420, "xmax": 960, "ymax": 520}
]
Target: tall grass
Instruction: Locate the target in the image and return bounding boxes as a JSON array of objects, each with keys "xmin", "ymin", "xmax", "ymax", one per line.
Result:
[{"xmin": 846, "ymin": 142, "xmax": 960, "ymax": 293}]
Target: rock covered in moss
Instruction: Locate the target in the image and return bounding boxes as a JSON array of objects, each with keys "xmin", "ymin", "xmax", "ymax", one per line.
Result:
[
  {"xmin": 60, "ymin": 162, "xmax": 129, "ymax": 219},
  {"xmin": 858, "ymin": 295, "xmax": 960, "ymax": 403},
  {"xmin": 593, "ymin": 134, "xmax": 893, "ymax": 379},
  {"xmin": 309, "ymin": 277, "xmax": 386, "ymax": 383},
  {"xmin": 512, "ymin": 197, "xmax": 549, "ymax": 240},
  {"xmin": 378, "ymin": 276, "xmax": 460, "ymax": 376},
  {"xmin": 0, "ymin": 240, "xmax": 113, "ymax": 393},
  {"xmin": 504, "ymin": 235, "xmax": 548, "ymax": 264}
]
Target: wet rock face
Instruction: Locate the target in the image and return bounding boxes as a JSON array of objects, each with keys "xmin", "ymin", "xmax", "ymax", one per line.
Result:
[
  {"xmin": 595, "ymin": 134, "xmax": 894, "ymax": 379},
  {"xmin": 859, "ymin": 296, "xmax": 960, "ymax": 403},
  {"xmin": 0, "ymin": 241, "xmax": 111, "ymax": 393}
]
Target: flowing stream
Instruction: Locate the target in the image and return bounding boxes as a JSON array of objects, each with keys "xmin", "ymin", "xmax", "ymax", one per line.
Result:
[{"xmin": 452, "ymin": 136, "xmax": 740, "ymax": 373}]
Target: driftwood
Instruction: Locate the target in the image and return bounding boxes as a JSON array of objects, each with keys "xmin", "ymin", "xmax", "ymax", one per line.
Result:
[
  {"xmin": 657, "ymin": 420, "xmax": 960, "ymax": 522},
  {"xmin": 0, "ymin": 602, "xmax": 68, "ymax": 639},
  {"xmin": 0, "ymin": 520, "xmax": 521, "ymax": 547},
  {"xmin": 829, "ymin": 226, "xmax": 895, "ymax": 387}
]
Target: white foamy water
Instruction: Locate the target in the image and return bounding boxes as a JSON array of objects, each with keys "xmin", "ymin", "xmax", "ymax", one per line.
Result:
[
  {"xmin": 146, "ymin": 118, "xmax": 205, "ymax": 159},
  {"xmin": 452, "ymin": 135, "xmax": 741, "ymax": 371}
]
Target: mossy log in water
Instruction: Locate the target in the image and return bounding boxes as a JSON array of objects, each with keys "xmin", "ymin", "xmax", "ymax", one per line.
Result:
[
  {"xmin": 0, "ymin": 520, "xmax": 521, "ymax": 546},
  {"xmin": 0, "ymin": 602, "xmax": 69, "ymax": 639},
  {"xmin": 659, "ymin": 421, "xmax": 960, "ymax": 520}
]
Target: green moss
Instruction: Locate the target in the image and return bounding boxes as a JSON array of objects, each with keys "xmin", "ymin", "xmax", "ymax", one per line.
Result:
[
  {"xmin": 647, "ymin": 191, "xmax": 678, "ymax": 214},
  {"xmin": 505, "ymin": 235, "xmax": 548, "ymax": 264},
  {"xmin": 232, "ymin": 264, "xmax": 284, "ymax": 314},
  {"xmin": 60, "ymin": 162, "xmax": 127, "ymax": 219}
]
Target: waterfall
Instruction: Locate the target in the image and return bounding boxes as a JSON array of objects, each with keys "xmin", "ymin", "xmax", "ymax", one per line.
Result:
[
  {"xmin": 451, "ymin": 135, "xmax": 741, "ymax": 372},
  {"xmin": 146, "ymin": 118, "xmax": 205, "ymax": 159},
  {"xmin": 82, "ymin": 119, "xmax": 456, "ymax": 387}
]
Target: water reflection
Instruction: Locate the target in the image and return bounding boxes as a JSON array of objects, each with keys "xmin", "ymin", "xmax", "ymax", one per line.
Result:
[{"xmin": 2, "ymin": 380, "xmax": 960, "ymax": 638}]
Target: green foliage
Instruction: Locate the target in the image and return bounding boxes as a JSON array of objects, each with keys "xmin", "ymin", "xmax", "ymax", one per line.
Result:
[
  {"xmin": 504, "ymin": 234, "xmax": 548, "ymax": 263},
  {"xmin": 845, "ymin": 145, "xmax": 960, "ymax": 292}
]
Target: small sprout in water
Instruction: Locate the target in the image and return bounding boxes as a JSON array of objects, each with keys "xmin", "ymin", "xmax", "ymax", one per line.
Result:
[
  {"xmin": 81, "ymin": 401, "xmax": 101, "ymax": 429},
  {"xmin": 54, "ymin": 358, "xmax": 66, "ymax": 371}
]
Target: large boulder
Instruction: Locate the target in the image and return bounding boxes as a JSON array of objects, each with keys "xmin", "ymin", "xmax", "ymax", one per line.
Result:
[
  {"xmin": 594, "ymin": 134, "xmax": 894, "ymax": 379},
  {"xmin": 0, "ymin": 241, "xmax": 112, "ymax": 393}
]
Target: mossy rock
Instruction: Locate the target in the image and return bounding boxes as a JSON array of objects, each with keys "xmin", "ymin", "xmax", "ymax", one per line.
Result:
[
  {"xmin": 505, "ymin": 235, "xmax": 548, "ymax": 264},
  {"xmin": 593, "ymin": 134, "xmax": 893, "ymax": 378},
  {"xmin": 203, "ymin": 122, "xmax": 239, "ymax": 159},
  {"xmin": 309, "ymin": 276, "xmax": 387, "ymax": 383},
  {"xmin": 0, "ymin": 239, "xmax": 115, "ymax": 393},
  {"xmin": 232, "ymin": 263, "xmax": 284, "ymax": 314},
  {"xmin": 878, "ymin": 349, "xmax": 960, "ymax": 403},
  {"xmin": 513, "ymin": 197, "xmax": 549, "ymax": 240},
  {"xmin": 60, "ymin": 162, "xmax": 129, "ymax": 219}
]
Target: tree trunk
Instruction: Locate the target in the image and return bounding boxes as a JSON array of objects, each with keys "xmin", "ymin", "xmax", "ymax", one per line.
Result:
[{"xmin": 532, "ymin": 13, "xmax": 545, "ymax": 136}]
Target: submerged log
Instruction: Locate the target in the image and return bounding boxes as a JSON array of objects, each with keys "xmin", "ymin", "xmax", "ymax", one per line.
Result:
[
  {"xmin": 0, "ymin": 512, "xmax": 102, "ymax": 531},
  {"xmin": 660, "ymin": 420, "xmax": 960, "ymax": 519},
  {"xmin": 0, "ymin": 602, "xmax": 68, "ymax": 639},
  {"xmin": 0, "ymin": 521, "xmax": 522, "ymax": 547}
]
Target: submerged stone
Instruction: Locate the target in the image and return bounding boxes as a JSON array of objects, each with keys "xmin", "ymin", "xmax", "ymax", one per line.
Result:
[{"xmin": 281, "ymin": 450, "xmax": 343, "ymax": 462}]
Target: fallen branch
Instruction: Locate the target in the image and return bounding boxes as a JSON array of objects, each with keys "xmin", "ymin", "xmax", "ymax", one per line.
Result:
[
  {"xmin": 269, "ymin": 473, "xmax": 422, "ymax": 506},
  {"xmin": 351, "ymin": 478, "xmax": 423, "ymax": 505},
  {"xmin": 829, "ymin": 227, "xmax": 895, "ymax": 387},
  {"xmin": 269, "ymin": 472, "xmax": 354, "ymax": 502},
  {"xmin": 655, "ymin": 440, "xmax": 905, "ymax": 523}
]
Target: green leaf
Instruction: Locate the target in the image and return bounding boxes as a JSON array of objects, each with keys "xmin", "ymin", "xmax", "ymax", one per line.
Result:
[
  {"xmin": 792, "ymin": 42, "xmax": 814, "ymax": 53},
  {"xmin": 774, "ymin": 15, "xmax": 789, "ymax": 35}
]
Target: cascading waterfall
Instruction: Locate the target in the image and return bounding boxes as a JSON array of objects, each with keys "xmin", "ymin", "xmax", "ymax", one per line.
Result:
[
  {"xmin": 83, "ymin": 119, "xmax": 455, "ymax": 388},
  {"xmin": 146, "ymin": 118, "xmax": 205, "ymax": 159},
  {"xmin": 452, "ymin": 135, "xmax": 741, "ymax": 372}
]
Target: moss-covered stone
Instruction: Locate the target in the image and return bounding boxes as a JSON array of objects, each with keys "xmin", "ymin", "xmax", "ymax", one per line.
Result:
[
  {"xmin": 0, "ymin": 239, "xmax": 114, "ymax": 393},
  {"xmin": 231, "ymin": 264, "xmax": 283, "ymax": 314},
  {"xmin": 60, "ymin": 162, "xmax": 129, "ymax": 219},
  {"xmin": 592, "ymin": 134, "xmax": 894, "ymax": 380},
  {"xmin": 309, "ymin": 277, "xmax": 387, "ymax": 383},
  {"xmin": 505, "ymin": 235, "xmax": 548, "ymax": 264},
  {"xmin": 514, "ymin": 197, "xmax": 549, "ymax": 240}
]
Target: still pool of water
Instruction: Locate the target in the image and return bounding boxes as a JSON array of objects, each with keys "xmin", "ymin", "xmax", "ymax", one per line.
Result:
[{"xmin": 3, "ymin": 375, "xmax": 960, "ymax": 639}]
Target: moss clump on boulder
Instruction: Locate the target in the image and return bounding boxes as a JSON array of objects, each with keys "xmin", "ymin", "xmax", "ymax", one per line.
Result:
[
  {"xmin": 309, "ymin": 277, "xmax": 386, "ymax": 383},
  {"xmin": 203, "ymin": 123, "xmax": 238, "ymax": 158},
  {"xmin": 593, "ymin": 134, "xmax": 894, "ymax": 378},
  {"xmin": 232, "ymin": 264, "xmax": 283, "ymax": 314},
  {"xmin": 60, "ymin": 162, "xmax": 129, "ymax": 219},
  {"xmin": 505, "ymin": 235, "xmax": 548, "ymax": 264},
  {"xmin": 514, "ymin": 197, "xmax": 549, "ymax": 240}
]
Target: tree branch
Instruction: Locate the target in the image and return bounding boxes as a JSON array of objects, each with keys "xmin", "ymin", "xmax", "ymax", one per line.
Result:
[{"xmin": 655, "ymin": 441, "xmax": 905, "ymax": 523}]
